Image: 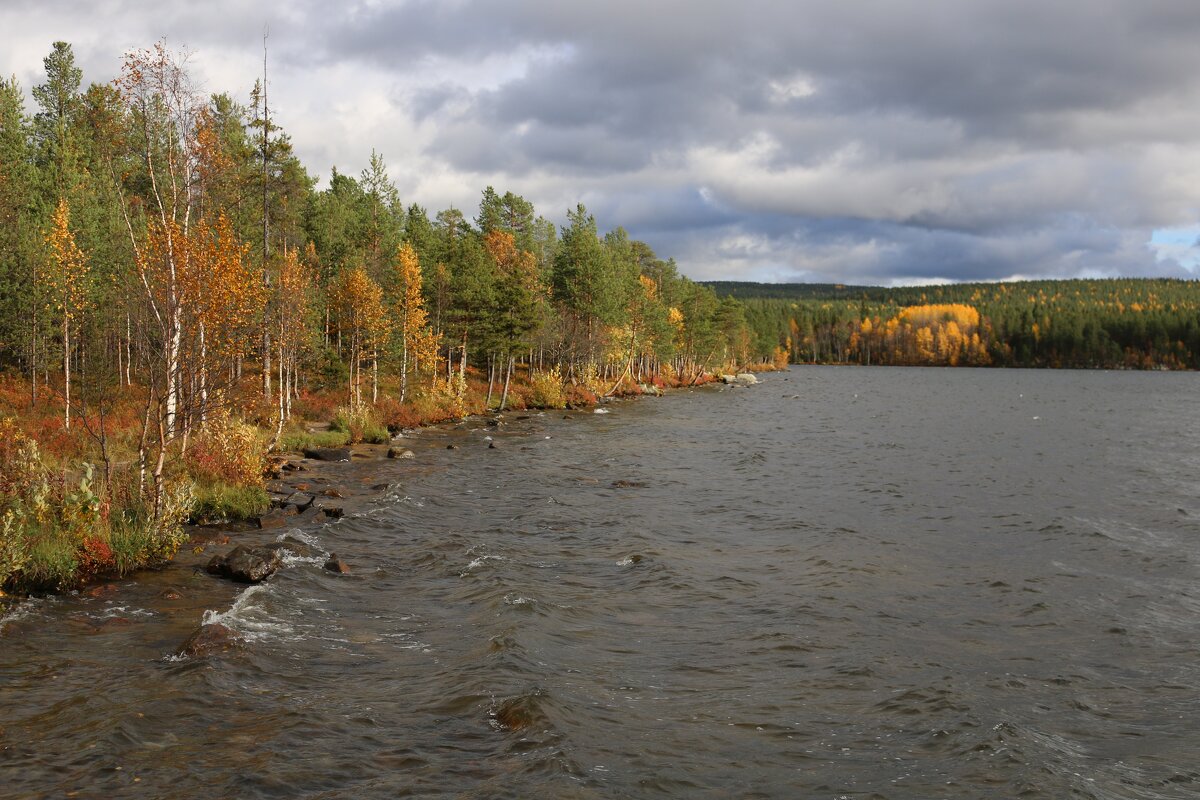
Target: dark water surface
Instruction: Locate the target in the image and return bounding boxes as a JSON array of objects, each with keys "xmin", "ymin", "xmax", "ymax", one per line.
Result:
[{"xmin": 3, "ymin": 367, "xmax": 1200, "ymax": 799}]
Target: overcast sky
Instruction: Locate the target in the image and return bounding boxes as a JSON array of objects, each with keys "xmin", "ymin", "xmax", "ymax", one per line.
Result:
[{"xmin": 6, "ymin": 0, "xmax": 1200, "ymax": 285}]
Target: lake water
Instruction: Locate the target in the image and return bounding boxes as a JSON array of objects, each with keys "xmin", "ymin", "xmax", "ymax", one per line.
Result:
[{"xmin": 3, "ymin": 367, "xmax": 1200, "ymax": 799}]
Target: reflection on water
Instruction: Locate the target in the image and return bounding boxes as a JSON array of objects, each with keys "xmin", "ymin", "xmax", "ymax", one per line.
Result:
[{"xmin": 3, "ymin": 367, "xmax": 1200, "ymax": 799}]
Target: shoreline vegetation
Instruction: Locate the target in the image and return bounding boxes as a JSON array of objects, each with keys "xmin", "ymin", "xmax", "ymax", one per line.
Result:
[
  {"xmin": 0, "ymin": 39, "xmax": 784, "ymax": 598},
  {"xmin": 0, "ymin": 39, "xmax": 1193, "ymax": 599}
]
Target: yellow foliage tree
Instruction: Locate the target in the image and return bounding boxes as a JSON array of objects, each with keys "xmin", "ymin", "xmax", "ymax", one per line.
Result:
[
  {"xmin": 394, "ymin": 242, "xmax": 439, "ymax": 403},
  {"xmin": 41, "ymin": 198, "xmax": 90, "ymax": 430},
  {"xmin": 333, "ymin": 266, "xmax": 387, "ymax": 406}
]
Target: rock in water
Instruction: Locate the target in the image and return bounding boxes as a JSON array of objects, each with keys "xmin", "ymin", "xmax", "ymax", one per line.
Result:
[
  {"xmin": 176, "ymin": 622, "xmax": 240, "ymax": 658},
  {"xmin": 206, "ymin": 545, "xmax": 283, "ymax": 583},
  {"xmin": 324, "ymin": 554, "xmax": 351, "ymax": 574},
  {"xmin": 387, "ymin": 447, "xmax": 415, "ymax": 459},
  {"xmin": 733, "ymin": 373, "xmax": 759, "ymax": 387},
  {"xmin": 303, "ymin": 447, "xmax": 351, "ymax": 462}
]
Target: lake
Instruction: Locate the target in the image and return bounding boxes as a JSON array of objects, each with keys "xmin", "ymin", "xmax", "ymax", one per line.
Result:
[{"xmin": 3, "ymin": 367, "xmax": 1199, "ymax": 798}]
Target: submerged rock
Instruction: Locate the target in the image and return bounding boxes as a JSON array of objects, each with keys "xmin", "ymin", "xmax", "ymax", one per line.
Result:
[
  {"xmin": 303, "ymin": 447, "xmax": 351, "ymax": 462},
  {"xmin": 324, "ymin": 554, "xmax": 351, "ymax": 574},
  {"xmin": 177, "ymin": 622, "xmax": 241, "ymax": 658},
  {"xmin": 611, "ymin": 480, "xmax": 647, "ymax": 489},
  {"xmin": 283, "ymin": 491, "xmax": 316, "ymax": 512},
  {"xmin": 206, "ymin": 545, "xmax": 283, "ymax": 583},
  {"xmin": 255, "ymin": 510, "xmax": 293, "ymax": 530}
]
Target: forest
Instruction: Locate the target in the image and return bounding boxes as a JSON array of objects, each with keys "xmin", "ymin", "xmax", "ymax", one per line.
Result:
[
  {"xmin": 713, "ymin": 279, "xmax": 1200, "ymax": 369},
  {"xmin": 0, "ymin": 41, "xmax": 766, "ymax": 593}
]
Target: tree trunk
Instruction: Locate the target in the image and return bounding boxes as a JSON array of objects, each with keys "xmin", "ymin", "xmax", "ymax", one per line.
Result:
[
  {"xmin": 485, "ymin": 354, "xmax": 495, "ymax": 409},
  {"xmin": 499, "ymin": 355, "xmax": 514, "ymax": 411},
  {"xmin": 63, "ymin": 317, "xmax": 71, "ymax": 430}
]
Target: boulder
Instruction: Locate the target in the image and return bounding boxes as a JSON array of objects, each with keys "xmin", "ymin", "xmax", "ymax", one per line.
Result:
[
  {"xmin": 733, "ymin": 373, "xmax": 759, "ymax": 387},
  {"xmin": 206, "ymin": 545, "xmax": 283, "ymax": 583},
  {"xmin": 324, "ymin": 554, "xmax": 351, "ymax": 574},
  {"xmin": 387, "ymin": 447, "xmax": 416, "ymax": 459},
  {"xmin": 177, "ymin": 622, "xmax": 240, "ymax": 658},
  {"xmin": 303, "ymin": 447, "xmax": 351, "ymax": 462},
  {"xmin": 488, "ymin": 441, "xmax": 499, "ymax": 449},
  {"xmin": 255, "ymin": 510, "xmax": 293, "ymax": 530},
  {"xmin": 284, "ymin": 492, "xmax": 315, "ymax": 512}
]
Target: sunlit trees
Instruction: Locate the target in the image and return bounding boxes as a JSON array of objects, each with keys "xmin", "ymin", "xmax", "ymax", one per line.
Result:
[
  {"xmin": 271, "ymin": 244, "xmax": 313, "ymax": 427},
  {"xmin": 332, "ymin": 266, "xmax": 386, "ymax": 406},
  {"xmin": 552, "ymin": 204, "xmax": 621, "ymax": 372},
  {"xmin": 40, "ymin": 198, "xmax": 90, "ymax": 428},
  {"xmin": 393, "ymin": 242, "xmax": 438, "ymax": 403},
  {"xmin": 482, "ymin": 230, "xmax": 542, "ymax": 407}
]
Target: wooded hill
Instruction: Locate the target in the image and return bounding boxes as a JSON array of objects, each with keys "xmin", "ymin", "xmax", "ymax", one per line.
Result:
[{"xmin": 707, "ymin": 278, "xmax": 1200, "ymax": 369}]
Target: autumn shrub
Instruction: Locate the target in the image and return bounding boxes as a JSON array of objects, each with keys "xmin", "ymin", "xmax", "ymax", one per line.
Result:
[
  {"xmin": 0, "ymin": 511, "xmax": 30, "ymax": 589},
  {"xmin": 0, "ymin": 418, "xmax": 48, "ymax": 503},
  {"xmin": 291, "ymin": 388, "xmax": 341, "ymax": 422},
  {"xmin": 528, "ymin": 367, "xmax": 567, "ymax": 409},
  {"xmin": 407, "ymin": 392, "xmax": 462, "ymax": 425},
  {"xmin": 186, "ymin": 414, "xmax": 265, "ymax": 488},
  {"xmin": 578, "ymin": 363, "xmax": 607, "ymax": 398},
  {"xmin": 0, "ymin": 409, "xmax": 198, "ymax": 593},
  {"xmin": 374, "ymin": 396, "xmax": 424, "ymax": 431},
  {"xmin": 331, "ymin": 405, "xmax": 390, "ymax": 444},
  {"xmin": 108, "ymin": 478, "xmax": 194, "ymax": 571},
  {"xmin": 564, "ymin": 382, "xmax": 599, "ymax": 407}
]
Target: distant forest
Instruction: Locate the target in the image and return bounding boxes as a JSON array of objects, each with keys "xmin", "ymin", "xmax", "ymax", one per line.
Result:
[{"xmin": 706, "ymin": 279, "xmax": 1200, "ymax": 369}]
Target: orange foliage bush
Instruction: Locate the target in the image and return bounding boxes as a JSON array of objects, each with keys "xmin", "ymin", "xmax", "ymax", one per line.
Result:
[
  {"xmin": 291, "ymin": 389, "xmax": 341, "ymax": 422},
  {"xmin": 564, "ymin": 382, "xmax": 599, "ymax": 407},
  {"xmin": 186, "ymin": 415, "xmax": 264, "ymax": 487}
]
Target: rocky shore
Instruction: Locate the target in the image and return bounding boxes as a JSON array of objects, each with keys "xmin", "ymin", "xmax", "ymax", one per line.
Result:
[{"xmin": 1, "ymin": 375, "xmax": 768, "ymax": 654}]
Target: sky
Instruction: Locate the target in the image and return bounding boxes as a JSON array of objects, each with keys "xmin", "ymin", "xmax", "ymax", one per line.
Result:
[{"xmin": 5, "ymin": 0, "xmax": 1200, "ymax": 286}]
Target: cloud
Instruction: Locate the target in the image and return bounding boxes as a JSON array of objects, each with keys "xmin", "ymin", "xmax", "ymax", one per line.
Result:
[{"xmin": 5, "ymin": 0, "xmax": 1200, "ymax": 284}]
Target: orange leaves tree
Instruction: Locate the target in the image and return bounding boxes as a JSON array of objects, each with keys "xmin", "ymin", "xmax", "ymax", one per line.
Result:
[
  {"xmin": 187, "ymin": 212, "xmax": 265, "ymax": 420},
  {"xmin": 394, "ymin": 242, "xmax": 439, "ymax": 403},
  {"xmin": 332, "ymin": 266, "xmax": 387, "ymax": 406},
  {"xmin": 272, "ymin": 244, "xmax": 314, "ymax": 427},
  {"xmin": 40, "ymin": 197, "xmax": 91, "ymax": 430},
  {"xmin": 117, "ymin": 40, "xmax": 204, "ymax": 512}
]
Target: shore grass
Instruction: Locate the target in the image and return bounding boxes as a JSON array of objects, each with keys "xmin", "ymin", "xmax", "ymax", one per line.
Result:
[
  {"xmin": 190, "ymin": 482, "xmax": 271, "ymax": 524},
  {"xmin": 277, "ymin": 428, "xmax": 351, "ymax": 452}
]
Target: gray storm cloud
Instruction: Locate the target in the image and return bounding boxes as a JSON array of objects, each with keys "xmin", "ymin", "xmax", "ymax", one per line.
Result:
[{"xmin": 4, "ymin": 0, "xmax": 1200, "ymax": 284}]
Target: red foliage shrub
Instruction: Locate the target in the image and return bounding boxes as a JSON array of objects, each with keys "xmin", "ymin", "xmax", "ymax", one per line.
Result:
[
  {"xmin": 291, "ymin": 389, "xmax": 341, "ymax": 422},
  {"xmin": 564, "ymin": 383, "xmax": 599, "ymax": 408},
  {"xmin": 79, "ymin": 535, "xmax": 115, "ymax": 578}
]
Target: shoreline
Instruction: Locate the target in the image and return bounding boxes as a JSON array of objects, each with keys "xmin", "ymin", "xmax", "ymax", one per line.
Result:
[{"xmin": 0, "ymin": 374, "xmax": 756, "ymax": 646}]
